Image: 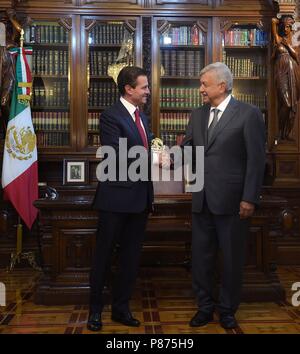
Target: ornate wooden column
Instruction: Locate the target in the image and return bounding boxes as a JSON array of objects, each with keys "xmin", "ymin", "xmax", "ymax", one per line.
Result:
[{"xmin": 269, "ymin": 0, "xmax": 299, "ymax": 182}]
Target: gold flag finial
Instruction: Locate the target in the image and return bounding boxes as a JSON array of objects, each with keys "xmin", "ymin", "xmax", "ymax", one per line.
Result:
[{"xmin": 20, "ymin": 28, "xmax": 24, "ymax": 48}]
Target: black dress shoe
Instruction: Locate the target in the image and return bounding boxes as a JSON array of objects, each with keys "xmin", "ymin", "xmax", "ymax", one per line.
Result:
[
  {"xmin": 189, "ymin": 310, "xmax": 213, "ymax": 327},
  {"xmin": 87, "ymin": 312, "xmax": 102, "ymax": 331},
  {"xmin": 219, "ymin": 314, "xmax": 238, "ymax": 329},
  {"xmin": 111, "ymin": 311, "xmax": 140, "ymax": 327}
]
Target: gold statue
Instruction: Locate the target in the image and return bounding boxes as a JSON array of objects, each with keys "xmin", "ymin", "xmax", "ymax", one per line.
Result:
[{"xmin": 108, "ymin": 29, "xmax": 134, "ymax": 84}]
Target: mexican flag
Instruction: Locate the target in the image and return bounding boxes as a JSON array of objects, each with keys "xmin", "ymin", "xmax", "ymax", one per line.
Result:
[{"xmin": 1, "ymin": 47, "xmax": 38, "ymax": 229}]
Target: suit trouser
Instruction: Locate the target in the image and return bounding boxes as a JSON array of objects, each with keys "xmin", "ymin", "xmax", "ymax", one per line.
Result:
[
  {"xmin": 192, "ymin": 200, "xmax": 249, "ymax": 315},
  {"xmin": 89, "ymin": 210, "xmax": 148, "ymax": 313}
]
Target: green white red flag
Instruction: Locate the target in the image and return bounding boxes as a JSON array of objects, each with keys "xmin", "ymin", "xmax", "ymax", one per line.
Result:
[{"xmin": 1, "ymin": 47, "xmax": 38, "ymax": 229}]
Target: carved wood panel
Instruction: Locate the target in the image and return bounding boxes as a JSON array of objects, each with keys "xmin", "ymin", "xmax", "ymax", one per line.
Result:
[
  {"xmin": 276, "ymin": 159, "xmax": 299, "ymax": 180},
  {"xmin": 58, "ymin": 229, "xmax": 96, "ymax": 273}
]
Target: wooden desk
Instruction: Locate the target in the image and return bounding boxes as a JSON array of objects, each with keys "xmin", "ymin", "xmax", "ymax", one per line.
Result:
[{"xmin": 34, "ymin": 194, "xmax": 285, "ymax": 305}]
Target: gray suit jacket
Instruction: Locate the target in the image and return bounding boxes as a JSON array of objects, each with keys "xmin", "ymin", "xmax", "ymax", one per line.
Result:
[{"xmin": 182, "ymin": 97, "xmax": 266, "ymax": 215}]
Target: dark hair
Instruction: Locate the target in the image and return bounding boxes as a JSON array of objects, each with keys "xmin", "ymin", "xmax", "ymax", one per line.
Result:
[
  {"xmin": 278, "ymin": 15, "xmax": 294, "ymax": 37},
  {"xmin": 117, "ymin": 66, "xmax": 147, "ymax": 96}
]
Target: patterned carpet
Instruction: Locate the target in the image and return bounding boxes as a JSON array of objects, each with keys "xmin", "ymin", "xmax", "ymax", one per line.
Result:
[{"xmin": 0, "ymin": 266, "xmax": 300, "ymax": 334}]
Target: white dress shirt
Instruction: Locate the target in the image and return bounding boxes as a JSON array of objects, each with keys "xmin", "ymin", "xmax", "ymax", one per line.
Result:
[{"xmin": 208, "ymin": 94, "xmax": 232, "ymax": 128}]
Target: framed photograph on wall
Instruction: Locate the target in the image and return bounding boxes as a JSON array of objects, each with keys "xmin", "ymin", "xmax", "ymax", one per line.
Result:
[{"xmin": 63, "ymin": 159, "xmax": 88, "ymax": 185}]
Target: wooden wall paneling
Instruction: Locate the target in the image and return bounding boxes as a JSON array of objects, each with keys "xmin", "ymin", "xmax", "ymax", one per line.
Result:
[
  {"xmin": 13, "ymin": 0, "xmax": 276, "ymax": 16},
  {"xmin": 151, "ymin": 0, "xmax": 274, "ymax": 15},
  {"xmin": 15, "ymin": 0, "xmax": 143, "ymax": 14},
  {"xmin": 274, "ymin": 154, "xmax": 300, "ymax": 185},
  {"xmin": 35, "ymin": 199, "xmax": 98, "ymax": 304},
  {"xmin": 262, "ymin": 186, "xmax": 300, "ymax": 265},
  {"xmin": 277, "ymin": 205, "xmax": 300, "ymax": 265},
  {"xmin": 212, "ymin": 16, "xmax": 221, "ymax": 62}
]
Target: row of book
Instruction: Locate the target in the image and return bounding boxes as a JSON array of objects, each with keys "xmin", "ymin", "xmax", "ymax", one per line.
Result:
[
  {"xmin": 223, "ymin": 28, "xmax": 268, "ymax": 47},
  {"xmin": 25, "ymin": 24, "xmax": 68, "ymax": 44},
  {"xmin": 160, "ymin": 87, "xmax": 202, "ymax": 108},
  {"xmin": 161, "ymin": 49, "xmax": 204, "ymax": 77},
  {"xmin": 33, "ymin": 82, "xmax": 69, "ymax": 107},
  {"xmin": 88, "ymin": 24, "xmax": 128, "ymax": 45},
  {"xmin": 160, "ymin": 25, "xmax": 205, "ymax": 46},
  {"xmin": 161, "ymin": 132, "xmax": 185, "ymax": 148},
  {"xmin": 32, "ymin": 49, "xmax": 69, "ymax": 76},
  {"xmin": 88, "ymin": 134, "xmax": 101, "ymax": 147},
  {"xmin": 88, "ymin": 81, "xmax": 119, "ymax": 107},
  {"xmin": 32, "ymin": 112, "xmax": 70, "ymax": 131},
  {"xmin": 224, "ymin": 56, "xmax": 267, "ymax": 78},
  {"xmin": 36, "ymin": 131, "xmax": 69, "ymax": 147},
  {"xmin": 89, "ymin": 50, "xmax": 119, "ymax": 76},
  {"xmin": 88, "ymin": 113, "xmax": 100, "ymax": 131},
  {"xmin": 160, "ymin": 112, "xmax": 190, "ymax": 131},
  {"xmin": 233, "ymin": 93, "xmax": 267, "ymax": 109}
]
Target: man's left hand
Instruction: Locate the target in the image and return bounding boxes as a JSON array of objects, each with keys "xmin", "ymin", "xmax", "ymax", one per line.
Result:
[{"xmin": 239, "ymin": 201, "xmax": 255, "ymax": 219}]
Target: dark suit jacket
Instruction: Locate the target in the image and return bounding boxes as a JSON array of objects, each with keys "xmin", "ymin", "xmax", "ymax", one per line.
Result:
[
  {"xmin": 182, "ymin": 97, "xmax": 266, "ymax": 215},
  {"xmin": 93, "ymin": 100, "xmax": 154, "ymax": 213}
]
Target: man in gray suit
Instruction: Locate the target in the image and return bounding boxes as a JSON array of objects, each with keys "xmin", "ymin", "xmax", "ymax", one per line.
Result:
[{"xmin": 182, "ymin": 62, "xmax": 266, "ymax": 329}]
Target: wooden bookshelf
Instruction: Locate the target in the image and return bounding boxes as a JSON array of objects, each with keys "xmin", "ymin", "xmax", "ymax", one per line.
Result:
[
  {"xmin": 23, "ymin": 19, "xmax": 72, "ymax": 149},
  {"xmin": 222, "ymin": 23, "xmax": 269, "ymax": 116},
  {"xmin": 153, "ymin": 19, "xmax": 208, "ymax": 147}
]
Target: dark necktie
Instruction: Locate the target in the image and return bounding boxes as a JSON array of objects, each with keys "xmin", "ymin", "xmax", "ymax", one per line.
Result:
[
  {"xmin": 207, "ymin": 108, "xmax": 220, "ymax": 142},
  {"xmin": 134, "ymin": 109, "xmax": 148, "ymax": 149}
]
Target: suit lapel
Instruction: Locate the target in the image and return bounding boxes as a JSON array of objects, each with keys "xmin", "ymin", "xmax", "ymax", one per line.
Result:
[
  {"xmin": 201, "ymin": 105, "xmax": 210, "ymax": 146},
  {"xmin": 116, "ymin": 100, "xmax": 144, "ymax": 145},
  {"xmin": 206, "ymin": 97, "xmax": 239, "ymax": 151}
]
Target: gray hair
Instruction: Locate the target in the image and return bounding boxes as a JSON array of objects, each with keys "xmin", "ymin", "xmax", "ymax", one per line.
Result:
[{"xmin": 199, "ymin": 62, "xmax": 233, "ymax": 93}]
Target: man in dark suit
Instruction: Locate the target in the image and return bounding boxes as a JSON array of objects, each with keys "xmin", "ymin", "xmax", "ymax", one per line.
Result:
[
  {"xmin": 87, "ymin": 66, "xmax": 154, "ymax": 331},
  {"xmin": 182, "ymin": 62, "xmax": 266, "ymax": 329}
]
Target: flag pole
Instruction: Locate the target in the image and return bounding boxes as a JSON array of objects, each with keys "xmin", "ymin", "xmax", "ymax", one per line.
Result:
[
  {"xmin": 15, "ymin": 29, "xmax": 24, "ymax": 259},
  {"xmin": 7, "ymin": 26, "xmax": 41, "ymax": 272},
  {"xmin": 8, "ymin": 216, "xmax": 23, "ymax": 271},
  {"xmin": 16, "ymin": 216, "xmax": 23, "ymax": 256},
  {"xmin": 20, "ymin": 28, "xmax": 24, "ymax": 48},
  {"xmin": 8, "ymin": 27, "xmax": 23, "ymax": 271},
  {"xmin": 9, "ymin": 215, "xmax": 41, "ymax": 272},
  {"xmin": 16, "ymin": 8, "xmax": 24, "ymax": 259}
]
